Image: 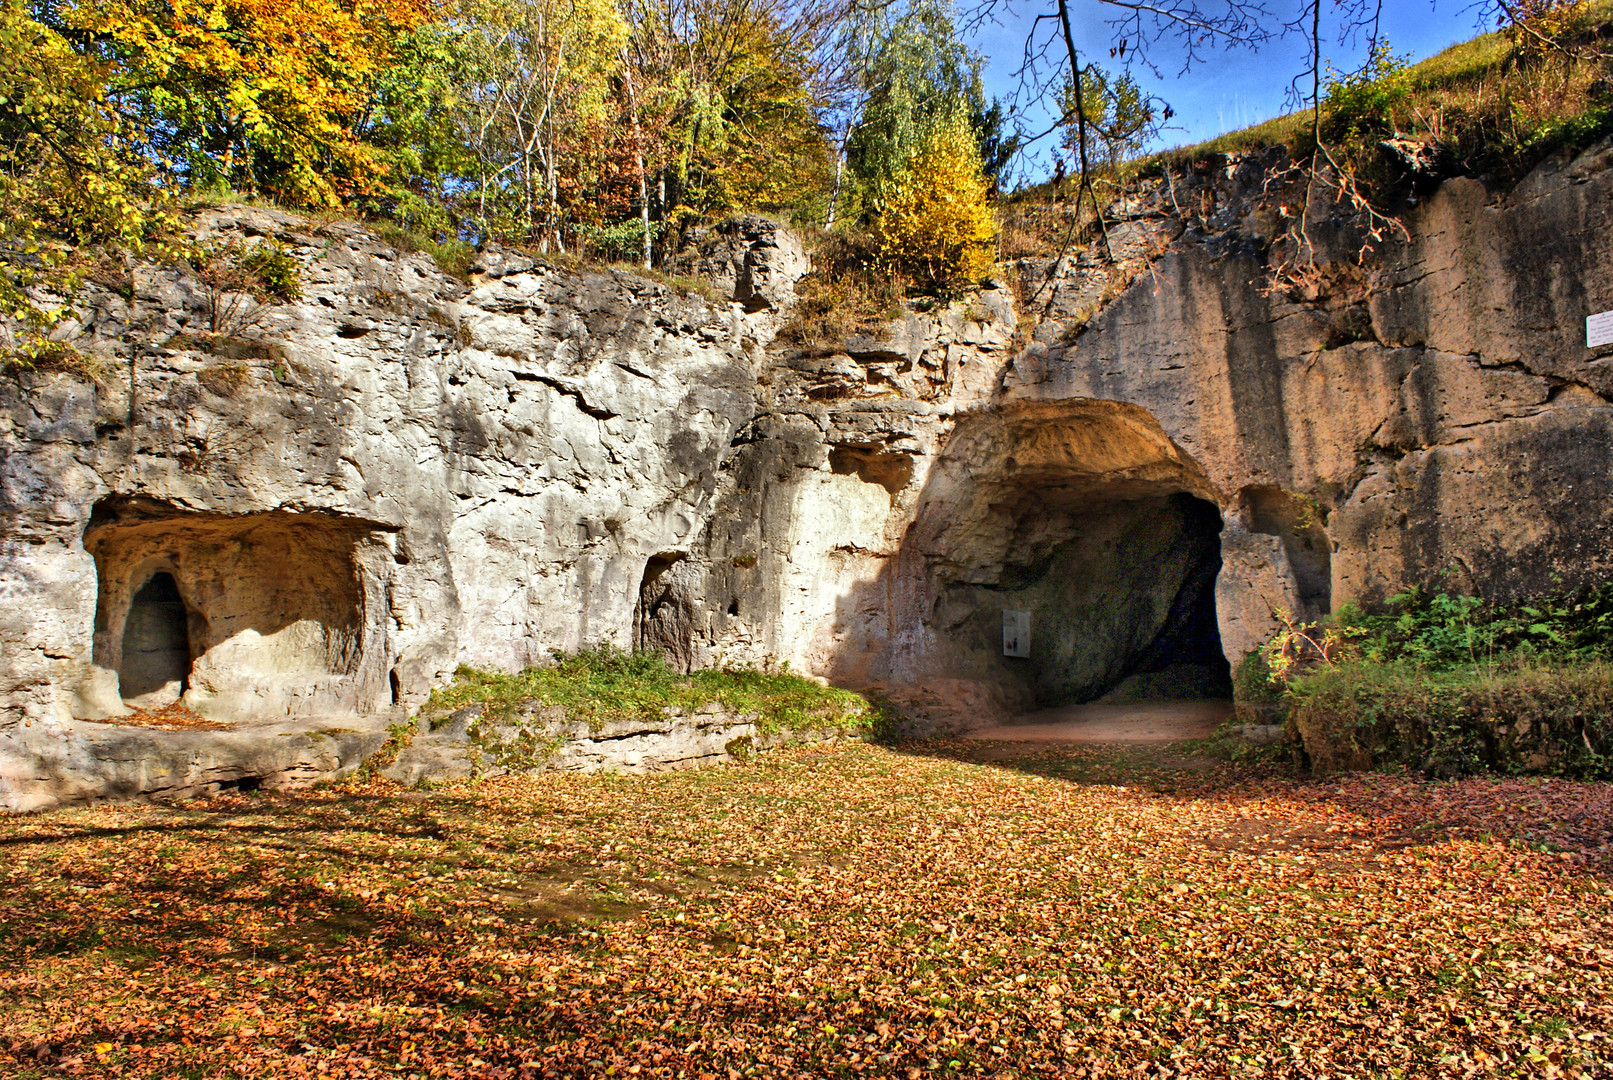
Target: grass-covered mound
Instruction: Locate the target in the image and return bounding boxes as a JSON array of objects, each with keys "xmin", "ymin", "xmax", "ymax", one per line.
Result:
[
  {"xmin": 1248, "ymin": 582, "xmax": 1613, "ymax": 777},
  {"xmin": 425, "ymin": 646, "xmax": 885, "ymax": 736},
  {"xmin": 995, "ymin": 0, "xmax": 1613, "ymax": 263},
  {"xmin": 1290, "ymin": 658, "xmax": 1613, "ymax": 777},
  {"xmin": 1150, "ymin": 0, "xmax": 1613, "ymax": 191}
]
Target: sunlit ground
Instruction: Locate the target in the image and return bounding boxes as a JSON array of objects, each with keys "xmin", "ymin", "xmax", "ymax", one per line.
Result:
[{"xmin": 3, "ymin": 740, "xmax": 1610, "ymax": 1078}]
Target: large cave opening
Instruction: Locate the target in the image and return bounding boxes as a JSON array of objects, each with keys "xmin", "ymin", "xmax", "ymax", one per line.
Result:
[
  {"xmin": 907, "ymin": 401, "xmax": 1234, "ymax": 711},
  {"xmin": 1004, "ymin": 492, "xmax": 1229, "ymax": 705},
  {"xmin": 934, "ymin": 491, "xmax": 1232, "ymax": 707}
]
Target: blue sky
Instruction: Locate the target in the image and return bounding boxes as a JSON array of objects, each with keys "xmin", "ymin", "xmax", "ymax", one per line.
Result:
[{"xmin": 967, "ymin": 0, "xmax": 1498, "ymax": 178}]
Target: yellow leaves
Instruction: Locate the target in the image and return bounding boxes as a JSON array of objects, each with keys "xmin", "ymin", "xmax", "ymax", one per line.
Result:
[
  {"xmin": 873, "ymin": 111, "xmax": 996, "ymax": 288},
  {"xmin": 47, "ymin": 0, "xmax": 431, "ymax": 205}
]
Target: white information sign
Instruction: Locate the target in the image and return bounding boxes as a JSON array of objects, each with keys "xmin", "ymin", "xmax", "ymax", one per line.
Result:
[
  {"xmin": 1588, "ymin": 309, "xmax": 1613, "ymax": 348},
  {"xmin": 1003, "ymin": 609, "xmax": 1031, "ymax": 658}
]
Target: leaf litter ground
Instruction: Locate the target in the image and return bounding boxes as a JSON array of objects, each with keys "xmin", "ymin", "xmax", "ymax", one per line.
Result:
[{"xmin": 2, "ymin": 739, "xmax": 1610, "ymax": 1078}]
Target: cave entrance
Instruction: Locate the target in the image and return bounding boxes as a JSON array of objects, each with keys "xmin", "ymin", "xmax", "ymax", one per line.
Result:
[
  {"xmin": 911, "ymin": 401, "xmax": 1234, "ymax": 713},
  {"xmin": 119, "ymin": 571, "xmax": 193, "ymax": 705},
  {"xmin": 84, "ymin": 498, "xmax": 394, "ymax": 721},
  {"xmin": 636, "ymin": 553, "xmax": 698, "ymax": 673},
  {"xmin": 995, "ymin": 492, "xmax": 1232, "ymax": 707}
]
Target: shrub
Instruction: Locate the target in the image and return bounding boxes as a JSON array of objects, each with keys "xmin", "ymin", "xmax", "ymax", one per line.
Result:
[
  {"xmin": 1266, "ymin": 578, "xmax": 1613, "ymax": 776},
  {"xmin": 1289, "ymin": 659, "xmax": 1613, "ymax": 778},
  {"xmin": 239, "ymin": 241, "xmax": 303, "ymax": 302},
  {"xmin": 1318, "ymin": 43, "xmax": 1414, "ymax": 146},
  {"xmin": 1232, "ymin": 649, "xmax": 1282, "ymax": 703},
  {"xmin": 873, "ymin": 111, "xmax": 996, "ymax": 289}
]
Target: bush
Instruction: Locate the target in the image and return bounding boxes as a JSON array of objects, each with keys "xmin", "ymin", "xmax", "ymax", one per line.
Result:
[
  {"xmin": 873, "ymin": 111, "xmax": 996, "ymax": 289},
  {"xmin": 239, "ymin": 241, "xmax": 303, "ymax": 302},
  {"xmin": 1232, "ymin": 649, "xmax": 1282, "ymax": 703},
  {"xmin": 1289, "ymin": 659, "xmax": 1613, "ymax": 778},
  {"xmin": 1266, "ymin": 579, "xmax": 1613, "ymax": 776},
  {"xmin": 1318, "ymin": 43, "xmax": 1414, "ymax": 146}
]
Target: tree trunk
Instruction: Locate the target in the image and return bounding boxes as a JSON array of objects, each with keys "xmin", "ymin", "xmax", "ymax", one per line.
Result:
[{"xmin": 620, "ymin": 46, "xmax": 652, "ymax": 269}]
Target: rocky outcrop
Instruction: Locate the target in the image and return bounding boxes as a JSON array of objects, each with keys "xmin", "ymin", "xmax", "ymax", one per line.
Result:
[
  {"xmin": 0, "ymin": 713, "xmax": 390, "ymax": 813},
  {"xmin": 7, "ymin": 139, "xmax": 1613, "ymax": 806},
  {"xmin": 382, "ymin": 702, "xmax": 855, "ymax": 785},
  {"xmin": 1, "ymin": 208, "xmax": 802, "ymax": 734}
]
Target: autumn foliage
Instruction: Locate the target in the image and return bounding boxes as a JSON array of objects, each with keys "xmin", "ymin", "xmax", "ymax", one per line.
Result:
[
  {"xmin": 873, "ymin": 110, "xmax": 996, "ymax": 287},
  {"xmin": 1, "ymin": 741, "xmax": 1608, "ymax": 1077}
]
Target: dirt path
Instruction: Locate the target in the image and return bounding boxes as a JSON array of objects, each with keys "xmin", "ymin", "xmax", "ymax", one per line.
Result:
[{"xmin": 968, "ymin": 698, "xmax": 1233, "ymax": 743}]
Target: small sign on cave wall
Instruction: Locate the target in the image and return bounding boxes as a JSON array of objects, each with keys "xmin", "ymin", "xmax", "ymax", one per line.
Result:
[
  {"xmin": 1588, "ymin": 309, "xmax": 1613, "ymax": 348},
  {"xmin": 1003, "ymin": 609, "xmax": 1031, "ymax": 658}
]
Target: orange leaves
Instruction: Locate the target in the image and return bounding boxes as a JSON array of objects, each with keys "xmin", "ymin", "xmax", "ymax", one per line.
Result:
[
  {"xmin": 874, "ymin": 111, "xmax": 996, "ymax": 288},
  {"xmin": 49, "ymin": 0, "xmax": 432, "ymax": 205},
  {"xmin": 0, "ymin": 743, "xmax": 1610, "ymax": 1077}
]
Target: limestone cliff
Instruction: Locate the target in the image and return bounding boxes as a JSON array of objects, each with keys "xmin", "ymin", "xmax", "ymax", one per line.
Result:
[{"xmin": 5, "ymin": 137, "xmax": 1613, "ymax": 769}]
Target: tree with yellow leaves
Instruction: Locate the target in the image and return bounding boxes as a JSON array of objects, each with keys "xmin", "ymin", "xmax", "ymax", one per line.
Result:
[
  {"xmin": 873, "ymin": 109, "xmax": 995, "ymax": 288},
  {"xmin": 35, "ymin": 0, "xmax": 432, "ymax": 207}
]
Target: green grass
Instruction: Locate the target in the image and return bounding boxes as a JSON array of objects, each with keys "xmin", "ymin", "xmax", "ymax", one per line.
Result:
[
  {"xmin": 424, "ymin": 646, "xmax": 886, "ymax": 736},
  {"xmin": 369, "ymin": 223, "xmax": 475, "ymax": 280}
]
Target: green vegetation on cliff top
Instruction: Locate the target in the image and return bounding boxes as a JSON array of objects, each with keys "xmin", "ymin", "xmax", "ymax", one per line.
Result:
[{"xmin": 1150, "ymin": 0, "xmax": 1613, "ymax": 180}]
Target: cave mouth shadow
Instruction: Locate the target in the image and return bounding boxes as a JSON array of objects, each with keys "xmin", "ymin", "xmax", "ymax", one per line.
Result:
[
  {"xmin": 820, "ymin": 399, "xmax": 1237, "ymax": 730},
  {"xmin": 118, "ymin": 570, "xmax": 193, "ymax": 702},
  {"xmin": 988, "ymin": 489, "xmax": 1234, "ymax": 710}
]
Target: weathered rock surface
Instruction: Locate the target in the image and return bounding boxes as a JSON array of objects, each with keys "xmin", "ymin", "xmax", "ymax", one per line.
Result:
[
  {"xmin": 381, "ymin": 702, "xmax": 853, "ymax": 785},
  {"xmin": 6, "ymin": 138, "xmax": 1613, "ymax": 805},
  {"xmin": 0, "ymin": 713, "xmax": 390, "ymax": 812}
]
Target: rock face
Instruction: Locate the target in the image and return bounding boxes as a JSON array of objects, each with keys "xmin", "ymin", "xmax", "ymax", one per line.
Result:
[
  {"xmin": 381, "ymin": 702, "xmax": 854, "ymax": 786},
  {"xmin": 2, "ymin": 209, "xmax": 799, "ymax": 741},
  {"xmin": 0, "ymin": 713, "xmax": 390, "ymax": 813},
  {"xmin": 6, "ymin": 140, "xmax": 1613, "ymax": 804}
]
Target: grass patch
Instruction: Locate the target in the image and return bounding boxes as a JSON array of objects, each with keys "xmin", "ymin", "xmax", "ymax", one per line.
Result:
[
  {"xmin": 425, "ymin": 646, "xmax": 886, "ymax": 737},
  {"xmin": 0, "ymin": 338, "xmax": 103, "ymax": 379},
  {"xmin": 776, "ymin": 229, "xmax": 907, "ymax": 347},
  {"xmin": 370, "ymin": 223, "xmax": 476, "ymax": 280}
]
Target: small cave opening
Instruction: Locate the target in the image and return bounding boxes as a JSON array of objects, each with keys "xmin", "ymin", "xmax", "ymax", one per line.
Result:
[
  {"xmin": 118, "ymin": 571, "xmax": 193, "ymax": 704},
  {"xmin": 85, "ymin": 497, "xmax": 394, "ymax": 720},
  {"xmin": 636, "ymin": 553, "xmax": 698, "ymax": 673}
]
